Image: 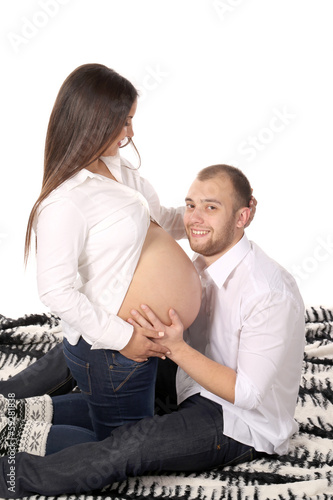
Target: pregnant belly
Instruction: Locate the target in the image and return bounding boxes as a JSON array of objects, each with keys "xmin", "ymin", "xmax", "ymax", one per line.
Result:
[{"xmin": 118, "ymin": 222, "xmax": 202, "ymax": 329}]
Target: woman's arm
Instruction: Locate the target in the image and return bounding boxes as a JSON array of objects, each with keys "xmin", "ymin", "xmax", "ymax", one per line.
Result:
[
  {"xmin": 37, "ymin": 199, "xmax": 169, "ymax": 361},
  {"xmin": 36, "ymin": 198, "xmax": 135, "ymax": 350},
  {"xmin": 137, "ymin": 174, "xmax": 187, "ymax": 240}
]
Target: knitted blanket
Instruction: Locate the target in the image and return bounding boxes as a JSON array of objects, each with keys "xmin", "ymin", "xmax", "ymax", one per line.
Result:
[{"xmin": 0, "ymin": 307, "xmax": 332, "ymax": 500}]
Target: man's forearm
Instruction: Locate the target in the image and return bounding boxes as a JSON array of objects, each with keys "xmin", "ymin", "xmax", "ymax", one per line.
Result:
[
  {"xmin": 168, "ymin": 342, "xmax": 236, "ymax": 404},
  {"xmin": 130, "ymin": 305, "xmax": 237, "ymax": 404}
]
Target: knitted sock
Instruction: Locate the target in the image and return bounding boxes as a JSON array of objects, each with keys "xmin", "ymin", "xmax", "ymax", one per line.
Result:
[
  {"xmin": 0, "ymin": 394, "xmax": 53, "ymax": 423},
  {"xmin": 0, "ymin": 416, "xmax": 51, "ymax": 457}
]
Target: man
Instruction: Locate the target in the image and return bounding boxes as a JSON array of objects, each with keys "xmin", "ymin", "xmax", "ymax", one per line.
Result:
[{"xmin": 0, "ymin": 165, "xmax": 305, "ymax": 497}]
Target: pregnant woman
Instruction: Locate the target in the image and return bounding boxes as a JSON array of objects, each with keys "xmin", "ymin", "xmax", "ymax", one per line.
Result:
[{"xmin": 0, "ymin": 63, "xmax": 202, "ymax": 457}]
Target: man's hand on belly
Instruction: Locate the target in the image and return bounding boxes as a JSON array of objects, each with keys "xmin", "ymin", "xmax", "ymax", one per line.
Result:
[{"xmin": 128, "ymin": 305, "xmax": 184, "ymax": 356}]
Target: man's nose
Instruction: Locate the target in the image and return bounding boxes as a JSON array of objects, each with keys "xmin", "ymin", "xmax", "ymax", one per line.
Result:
[{"xmin": 189, "ymin": 207, "xmax": 205, "ymax": 223}]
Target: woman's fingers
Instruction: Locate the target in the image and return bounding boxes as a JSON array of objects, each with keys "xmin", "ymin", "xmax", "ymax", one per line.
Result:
[
  {"xmin": 121, "ymin": 323, "xmax": 169, "ymax": 361},
  {"xmin": 148, "ymin": 343, "xmax": 170, "ymax": 358}
]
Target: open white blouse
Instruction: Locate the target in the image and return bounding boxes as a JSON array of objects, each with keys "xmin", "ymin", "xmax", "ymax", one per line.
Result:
[{"xmin": 35, "ymin": 153, "xmax": 185, "ymax": 351}]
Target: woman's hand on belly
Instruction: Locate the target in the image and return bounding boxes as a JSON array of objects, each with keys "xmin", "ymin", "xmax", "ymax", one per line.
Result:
[{"xmin": 119, "ymin": 323, "xmax": 170, "ymax": 362}]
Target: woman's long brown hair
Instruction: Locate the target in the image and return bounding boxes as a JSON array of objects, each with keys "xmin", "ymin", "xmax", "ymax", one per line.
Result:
[{"xmin": 24, "ymin": 63, "xmax": 138, "ymax": 265}]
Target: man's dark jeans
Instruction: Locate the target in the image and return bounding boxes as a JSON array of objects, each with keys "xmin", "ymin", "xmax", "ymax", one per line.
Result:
[
  {"xmin": 0, "ymin": 394, "xmax": 257, "ymax": 498},
  {"xmin": 0, "ymin": 343, "xmax": 258, "ymax": 498}
]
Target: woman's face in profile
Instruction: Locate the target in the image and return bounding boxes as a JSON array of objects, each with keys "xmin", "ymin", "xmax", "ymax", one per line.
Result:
[{"xmin": 103, "ymin": 99, "xmax": 137, "ymax": 157}]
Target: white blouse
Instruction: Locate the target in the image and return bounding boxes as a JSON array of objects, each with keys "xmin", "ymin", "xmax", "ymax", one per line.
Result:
[{"xmin": 35, "ymin": 153, "xmax": 185, "ymax": 351}]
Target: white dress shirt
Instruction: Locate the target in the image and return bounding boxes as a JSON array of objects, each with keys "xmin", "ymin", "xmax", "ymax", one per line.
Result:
[
  {"xmin": 35, "ymin": 153, "xmax": 185, "ymax": 351},
  {"xmin": 176, "ymin": 234, "xmax": 305, "ymax": 455}
]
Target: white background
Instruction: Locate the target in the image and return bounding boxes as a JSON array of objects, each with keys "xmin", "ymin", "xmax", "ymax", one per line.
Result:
[{"xmin": 0, "ymin": 0, "xmax": 332, "ymax": 318}]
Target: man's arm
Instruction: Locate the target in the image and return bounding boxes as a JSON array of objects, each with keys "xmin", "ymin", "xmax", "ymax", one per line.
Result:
[
  {"xmin": 129, "ymin": 306, "xmax": 237, "ymax": 404},
  {"xmin": 167, "ymin": 338, "xmax": 237, "ymax": 404},
  {"xmin": 129, "ymin": 289, "xmax": 303, "ymax": 410}
]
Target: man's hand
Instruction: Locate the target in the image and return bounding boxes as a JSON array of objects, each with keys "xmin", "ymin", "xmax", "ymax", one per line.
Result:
[
  {"xmin": 129, "ymin": 305, "xmax": 236, "ymax": 403},
  {"xmin": 120, "ymin": 322, "xmax": 169, "ymax": 362},
  {"xmin": 129, "ymin": 305, "xmax": 185, "ymax": 357}
]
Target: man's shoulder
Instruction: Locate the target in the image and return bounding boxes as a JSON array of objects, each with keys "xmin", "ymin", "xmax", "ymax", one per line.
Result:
[
  {"xmin": 241, "ymin": 240, "xmax": 302, "ymax": 302},
  {"xmin": 248, "ymin": 240, "xmax": 290, "ymax": 277}
]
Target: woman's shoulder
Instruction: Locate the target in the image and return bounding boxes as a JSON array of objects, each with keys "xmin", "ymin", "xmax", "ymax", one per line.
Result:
[{"xmin": 40, "ymin": 169, "xmax": 94, "ymax": 207}]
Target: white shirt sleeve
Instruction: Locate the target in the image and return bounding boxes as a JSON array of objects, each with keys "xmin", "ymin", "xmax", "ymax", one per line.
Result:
[
  {"xmin": 138, "ymin": 176, "xmax": 186, "ymax": 239},
  {"xmin": 36, "ymin": 198, "xmax": 133, "ymax": 351},
  {"xmin": 234, "ymin": 291, "xmax": 303, "ymax": 410}
]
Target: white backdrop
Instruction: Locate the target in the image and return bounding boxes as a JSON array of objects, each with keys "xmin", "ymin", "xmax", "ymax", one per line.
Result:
[{"xmin": 1, "ymin": 0, "xmax": 332, "ymax": 318}]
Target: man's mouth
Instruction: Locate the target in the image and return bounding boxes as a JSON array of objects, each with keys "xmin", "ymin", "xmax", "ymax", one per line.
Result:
[{"xmin": 191, "ymin": 229, "xmax": 210, "ymax": 236}]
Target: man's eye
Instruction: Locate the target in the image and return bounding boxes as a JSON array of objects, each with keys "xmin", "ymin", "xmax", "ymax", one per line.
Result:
[
  {"xmin": 186, "ymin": 204, "xmax": 194, "ymax": 209},
  {"xmin": 207, "ymin": 206, "xmax": 216, "ymax": 210}
]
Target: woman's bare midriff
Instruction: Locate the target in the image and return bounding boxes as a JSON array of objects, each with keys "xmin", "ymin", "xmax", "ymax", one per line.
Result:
[{"xmin": 118, "ymin": 221, "xmax": 202, "ymax": 329}]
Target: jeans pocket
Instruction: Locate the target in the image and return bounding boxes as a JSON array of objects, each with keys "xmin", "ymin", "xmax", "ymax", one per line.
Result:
[
  {"xmin": 63, "ymin": 345, "xmax": 92, "ymax": 395},
  {"xmin": 108, "ymin": 351, "xmax": 153, "ymax": 393},
  {"xmin": 224, "ymin": 446, "xmax": 256, "ymax": 467},
  {"xmin": 110, "ymin": 351, "xmax": 146, "ymax": 368}
]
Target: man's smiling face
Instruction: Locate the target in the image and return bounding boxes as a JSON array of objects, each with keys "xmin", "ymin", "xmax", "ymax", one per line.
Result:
[{"xmin": 184, "ymin": 175, "xmax": 243, "ymax": 265}]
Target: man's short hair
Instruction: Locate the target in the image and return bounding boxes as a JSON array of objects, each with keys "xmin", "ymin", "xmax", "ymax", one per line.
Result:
[{"xmin": 197, "ymin": 164, "xmax": 252, "ymax": 211}]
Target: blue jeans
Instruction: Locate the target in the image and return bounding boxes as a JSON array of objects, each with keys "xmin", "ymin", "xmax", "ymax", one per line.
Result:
[
  {"xmin": 62, "ymin": 337, "xmax": 158, "ymax": 440},
  {"xmin": 0, "ymin": 394, "xmax": 258, "ymax": 498},
  {"xmin": 0, "ymin": 343, "xmax": 75, "ymax": 398},
  {"xmin": 45, "ymin": 392, "xmax": 96, "ymax": 454}
]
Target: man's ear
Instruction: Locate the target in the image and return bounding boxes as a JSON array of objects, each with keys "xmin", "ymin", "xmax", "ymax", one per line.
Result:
[{"xmin": 236, "ymin": 207, "xmax": 251, "ymax": 228}]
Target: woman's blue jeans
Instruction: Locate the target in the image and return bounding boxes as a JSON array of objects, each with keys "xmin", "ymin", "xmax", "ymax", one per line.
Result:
[{"xmin": 62, "ymin": 337, "xmax": 158, "ymax": 440}]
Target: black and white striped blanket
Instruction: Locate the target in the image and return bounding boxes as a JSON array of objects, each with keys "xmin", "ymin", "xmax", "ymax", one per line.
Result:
[{"xmin": 0, "ymin": 307, "xmax": 332, "ymax": 500}]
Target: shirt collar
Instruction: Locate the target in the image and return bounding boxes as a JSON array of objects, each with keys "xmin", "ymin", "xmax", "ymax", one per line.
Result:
[
  {"xmin": 63, "ymin": 169, "xmax": 95, "ymax": 191},
  {"xmin": 100, "ymin": 152, "xmax": 123, "ymax": 182},
  {"xmin": 64, "ymin": 152, "xmax": 123, "ymax": 191},
  {"xmin": 194, "ymin": 234, "xmax": 251, "ymax": 288}
]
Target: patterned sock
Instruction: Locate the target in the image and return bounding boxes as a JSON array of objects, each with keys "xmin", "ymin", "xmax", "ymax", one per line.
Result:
[
  {"xmin": 0, "ymin": 416, "xmax": 51, "ymax": 457},
  {"xmin": 0, "ymin": 394, "xmax": 53, "ymax": 423}
]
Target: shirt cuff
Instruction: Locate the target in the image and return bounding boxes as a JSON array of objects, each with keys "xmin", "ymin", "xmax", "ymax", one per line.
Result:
[
  {"xmin": 91, "ymin": 316, "xmax": 134, "ymax": 351},
  {"xmin": 234, "ymin": 372, "xmax": 262, "ymax": 410}
]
